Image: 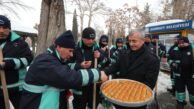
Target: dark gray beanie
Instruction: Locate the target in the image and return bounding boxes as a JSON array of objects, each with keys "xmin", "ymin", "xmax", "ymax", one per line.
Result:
[
  {"xmin": 0, "ymin": 15, "xmax": 11, "ymax": 29},
  {"xmin": 179, "ymin": 37, "xmax": 189, "ymax": 43},
  {"xmin": 55, "ymin": 30, "xmax": 75, "ymax": 49},
  {"xmin": 82, "ymin": 27, "xmax": 96, "ymax": 39},
  {"xmin": 100, "ymin": 35, "xmax": 109, "ymax": 42}
]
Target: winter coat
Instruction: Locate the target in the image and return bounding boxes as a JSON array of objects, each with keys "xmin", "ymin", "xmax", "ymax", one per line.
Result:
[
  {"xmin": 0, "ymin": 32, "xmax": 33, "ymax": 95},
  {"xmin": 145, "ymin": 42, "xmax": 155, "ymax": 53},
  {"xmin": 74, "ymin": 40, "xmax": 108, "ymax": 70},
  {"xmin": 19, "ymin": 46, "xmax": 101, "ymax": 109},
  {"xmin": 168, "ymin": 44, "xmax": 194, "ymax": 78},
  {"xmin": 104, "ymin": 45, "xmax": 160, "ymax": 89},
  {"xmin": 152, "ymin": 42, "xmax": 166, "ymax": 58}
]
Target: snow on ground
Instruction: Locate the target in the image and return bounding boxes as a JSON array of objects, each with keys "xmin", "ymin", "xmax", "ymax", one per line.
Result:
[{"xmin": 157, "ymin": 71, "xmax": 171, "ymax": 94}]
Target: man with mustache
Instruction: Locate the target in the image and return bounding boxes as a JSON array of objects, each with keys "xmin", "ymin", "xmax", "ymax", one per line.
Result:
[{"xmin": 0, "ymin": 15, "xmax": 33, "ymax": 109}]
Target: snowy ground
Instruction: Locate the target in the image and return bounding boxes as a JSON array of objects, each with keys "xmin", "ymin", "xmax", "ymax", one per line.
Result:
[
  {"xmin": 68, "ymin": 71, "xmax": 194, "ymax": 109},
  {"xmin": 157, "ymin": 71, "xmax": 171, "ymax": 94},
  {"xmin": 148, "ymin": 72, "xmax": 193, "ymax": 109},
  {"xmin": 10, "ymin": 71, "xmax": 194, "ymax": 109}
]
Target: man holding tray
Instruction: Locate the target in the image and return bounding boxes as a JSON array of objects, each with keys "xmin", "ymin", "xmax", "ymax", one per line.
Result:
[{"xmin": 103, "ymin": 29, "xmax": 160, "ymax": 109}]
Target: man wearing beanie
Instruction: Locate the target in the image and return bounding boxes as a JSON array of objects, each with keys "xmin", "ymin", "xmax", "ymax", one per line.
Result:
[
  {"xmin": 99, "ymin": 35, "xmax": 109, "ymax": 58},
  {"xmin": 0, "ymin": 15, "xmax": 33, "ymax": 109},
  {"xmin": 110, "ymin": 37, "xmax": 126, "ymax": 58},
  {"xmin": 167, "ymin": 35, "xmax": 180, "ymax": 96},
  {"xmin": 109, "ymin": 37, "xmax": 127, "ymax": 78},
  {"xmin": 144, "ymin": 34, "xmax": 154, "ymax": 53},
  {"xmin": 19, "ymin": 30, "xmax": 108, "ymax": 109},
  {"xmin": 151, "ymin": 35, "xmax": 166, "ymax": 59},
  {"xmin": 72, "ymin": 27, "xmax": 108, "ymax": 109},
  {"xmin": 168, "ymin": 36, "xmax": 194, "ymax": 109}
]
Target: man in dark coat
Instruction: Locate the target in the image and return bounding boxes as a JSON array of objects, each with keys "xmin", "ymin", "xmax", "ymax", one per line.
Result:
[
  {"xmin": 144, "ymin": 34, "xmax": 154, "ymax": 53},
  {"xmin": 0, "ymin": 15, "xmax": 33, "ymax": 109},
  {"xmin": 19, "ymin": 30, "xmax": 108, "ymax": 109},
  {"xmin": 110, "ymin": 37, "xmax": 126, "ymax": 59},
  {"xmin": 103, "ymin": 29, "xmax": 160, "ymax": 109},
  {"xmin": 168, "ymin": 36, "xmax": 194, "ymax": 109},
  {"xmin": 167, "ymin": 34, "xmax": 179, "ymax": 96},
  {"xmin": 99, "ymin": 35, "xmax": 109, "ymax": 58},
  {"xmin": 152, "ymin": 35, "xmax": 166, "ymax": 59},
  {"xmin": 72, "ymin": 27, "xmax": 107, "ymax": 109},
  {"xmin": 99, "ymin": 34, "xmax": 111, "ymax": 69}
]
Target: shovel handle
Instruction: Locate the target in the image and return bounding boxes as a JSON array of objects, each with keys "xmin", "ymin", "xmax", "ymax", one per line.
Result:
[
  {"xmin": 92, "ymin": 58, "xmax": 97, "ymax": 109},
  {"xmin": 0, "ymin": 48, "xmax": 10, "ymax": 109}
]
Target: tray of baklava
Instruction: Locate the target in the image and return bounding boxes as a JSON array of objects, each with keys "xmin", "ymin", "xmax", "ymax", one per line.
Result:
[{"xmin": 101, "ymin": 79, "xmax": 154, "ymax": 107}]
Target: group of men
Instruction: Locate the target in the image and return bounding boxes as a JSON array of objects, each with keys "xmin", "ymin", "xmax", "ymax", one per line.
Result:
[
  {"xmin": 143, "ymin": 33, "xmax": 194, "ymax": 109},
  {"xmin": 0, "ymin": 14, "xmax": 192, "ymax": 109},
  {"xmin": 0, "ymin": 15, "xmax": 159, "ymax": 109}
]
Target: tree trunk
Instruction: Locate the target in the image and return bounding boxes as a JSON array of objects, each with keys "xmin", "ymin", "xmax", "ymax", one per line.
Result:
[
  {"xmin": 88, "ymin": 12, "xmax": 92, "ymax": 27},
  {"xmin": 80, "ymin": 15, "xmax": 84, "ymax": 33},
  {"xmin": 36, "ymin": 0, "xmax": 66, "ymax": 56},
  {"xmin": 36, "ymin": 0, "xmax": 50, "ymax": 56}
]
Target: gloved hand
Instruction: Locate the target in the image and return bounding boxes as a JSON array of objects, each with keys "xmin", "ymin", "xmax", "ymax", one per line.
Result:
[{"xmin": 0, "ymin": 62, "xmax": 5, "ymax": 70}]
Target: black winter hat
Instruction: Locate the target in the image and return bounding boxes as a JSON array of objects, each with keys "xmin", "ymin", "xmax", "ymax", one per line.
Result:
[
  {"xmin": 82, "ymin": 27, "xmax": 96, "ymax": 39},
  {"xmin": 145, "ymin": 34, "xmax": 152, "ymax": 39},
  {"xmin": 116, "ymin": 38, "xmax": 123, "ymax": 43},
  {"xmin": 175, "ymin": 34, "xmax": 181, "ymax": 38},
  {"xmin": 55, "ymin": 30, "xmax": 75, "ymax": 49},
  {"xmin": 0, "ymin": 15, "xmax": 11, "ymax": 29},
  {"xmin": 179, "ymin": 37, "xmax": 189, "ymax": 43},
  {"xmin": 152, "ymin": 35, "xmax": 159, "ymax": 39},
  {"xmin": 100, "ymin": 35, "xmax": 108, "ymax": 42}
]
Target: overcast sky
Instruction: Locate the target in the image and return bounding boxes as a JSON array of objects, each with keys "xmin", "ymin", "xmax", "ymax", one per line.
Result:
[{"xmin": 0, "ymin": 0, "xmax": 162, "ymax": 30}]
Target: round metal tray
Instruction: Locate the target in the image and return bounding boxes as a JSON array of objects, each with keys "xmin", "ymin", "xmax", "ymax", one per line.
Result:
[{"xmin": 101, "ymin": 79, "xmax": 154, "ymax": 107}]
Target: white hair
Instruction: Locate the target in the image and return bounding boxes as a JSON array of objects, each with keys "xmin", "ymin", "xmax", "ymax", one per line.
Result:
[{"xmin": 128, "ymin": 29, "xmax": 145, "ymax": 39}]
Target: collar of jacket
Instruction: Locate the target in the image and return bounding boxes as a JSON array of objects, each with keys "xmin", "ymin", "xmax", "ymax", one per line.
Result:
[
  {"xmin": 47, "ymin": 45, "xmax": 67, "ymax": 64},
  {"xmin": 113, "ymin": 44, "xmax": 127, "ymax": 50},
  {"xmin": 78, "ymin": 40, "xmax": 99, "ymax": 51},
  {"xmin": 0, "ymin": 31, "xmax": 20, "ymax": 44},
  {"xmin": 10, "ymin": 32, "xmax": 20, "ymax": 42}
]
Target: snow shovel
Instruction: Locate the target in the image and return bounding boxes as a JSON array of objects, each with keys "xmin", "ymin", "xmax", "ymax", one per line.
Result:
[
  {"xmin": 154, "ymin": 81, "xmax": 159, "ymax": 109},
  {"xmin": 154, "ymin": 39, "xmax": 160, "ymax": 109},
  {"xmin": 0, "ymin": 48, "xmax": 10, "ymax": 109},
  {"xmin": 92, "ymin": 58, "xmax": 98, "ymax": 109}
]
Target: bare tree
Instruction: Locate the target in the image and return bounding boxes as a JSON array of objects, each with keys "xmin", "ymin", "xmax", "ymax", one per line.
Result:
[
  {"xmin": 105, "ymin": 8, "xmax": 126, "ymax": 42},
  {"xmin": 156, "ymin": 0, "xmax": 172, "ymax": 21},
  {"xmin": 36, "ymin": 0, "xmax": 66, "ymax": 56},
  {"xmin": 139, "ymin": 3, "xmax": 153, "ymax": 27},
  {"xmin": 0, "ymin": 0, "xmax": 32, "ymax": 18},
  {"xmin": 72, "ymin": 0, "xmax": 108, "ymax": 33},
  {"xmin": 171, "ymin": 0, "xmax": 194, "ymax": 19},
  {"xmin": 105, "ymin": 3, "xmax": 143, "ymax": 42},
  {"xmin": 85, "ymin": 0, "xmax": 107, "ymax": 27},
  {"xmin": 129, "ymin": 6, "xmax": 141, "ymax": 28},
  {"xmin": 73, "ymin": 0, "xmax": 87, "ymax": 33}
]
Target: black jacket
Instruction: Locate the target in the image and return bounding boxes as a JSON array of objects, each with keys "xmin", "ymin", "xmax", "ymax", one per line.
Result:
[
  {"xmin": 0, "ymin": 32, "xmax": 33, "ymax": 94},
  {"xmin": 152, "ymin": 42, "xmax": 166, "ymax": 58},
  {"xmin": 105, "ymin": 45, "xmax": 160, "ymax": 89},
  {"xmin": 20, "ymin": 46, "xmax": 101, "ymax": 109},
  {"xmin": 168, "ymin": 44, "xmax": 194, "ymax": 78},
  {"xmin": 74, "ymin": 40, "xmax": 106, "ymax": 69}
]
